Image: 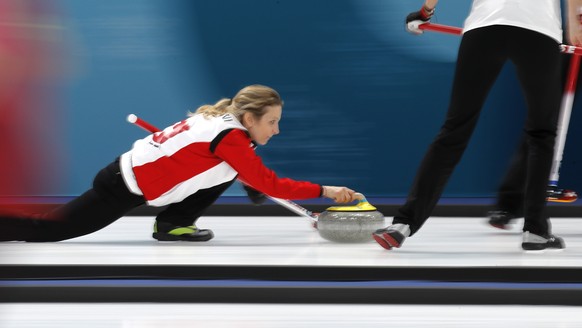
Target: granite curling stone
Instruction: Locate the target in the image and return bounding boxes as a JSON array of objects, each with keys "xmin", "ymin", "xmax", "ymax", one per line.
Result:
[{"xmin": 317, "ymin": 194, "xmax": 385, "ymax": 243}]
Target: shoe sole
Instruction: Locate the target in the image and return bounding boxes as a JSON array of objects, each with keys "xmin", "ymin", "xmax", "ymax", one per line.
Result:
[
  {"xmin": 372, "ymin": 234, "xmax": 392, "ymax": 250},
  {"xmin": 521, "ymin": 242, "xmax": 565, "ymax": 251},
  {"xmin": 153, "ymin": 231, "xmax": 214, "ymax": 242},
  {"xmin": 382, "ymin": 233, "xmax": 402, "ymax": 248},
  {"xmin": 522, "ymin": 248, "xmax": 565, "ymax": 253},
  {"xmin": 547, "ymin": 197, "xmax": 577, "ymax": 203},
  {"xmin": 372, "ymin": 232, "xmax": 403, "ymax": 250},
  {"xmin": 489, "ymin": 222, "xmax": 510, "ymax": 230}
]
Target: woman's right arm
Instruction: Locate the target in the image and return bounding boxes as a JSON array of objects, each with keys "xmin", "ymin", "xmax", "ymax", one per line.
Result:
[{"xmin": 213, "ymin": 129, "xmax": 356, "ymax": 203}]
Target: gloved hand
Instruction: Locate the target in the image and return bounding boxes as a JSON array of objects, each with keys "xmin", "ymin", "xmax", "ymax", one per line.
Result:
[
  {"xmin": 243, "ymin": 184, "xmax": 267, "ymax": 205},
  {"xmin": 405, "ymin": 5, "xmax": 435, "ymax": 35}
]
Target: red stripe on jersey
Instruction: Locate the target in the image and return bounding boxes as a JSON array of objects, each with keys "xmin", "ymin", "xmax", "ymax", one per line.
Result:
[{"xmin": 133, "ymin": 142, "xmax": 222, "ymax": 200}]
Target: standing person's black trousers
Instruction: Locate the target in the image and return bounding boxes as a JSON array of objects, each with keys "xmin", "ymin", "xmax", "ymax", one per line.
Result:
[
  {"xmin": 0, "ymin": 158, "xmax": 234, "ymax": 242},
  {"xmin": 393, "ymin": 25, "xmax": 562, "ymax": 237}
]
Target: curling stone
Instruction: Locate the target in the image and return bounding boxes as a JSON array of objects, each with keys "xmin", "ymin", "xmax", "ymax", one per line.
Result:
[{"xmin": 317, "ymin": 194, "xmax": 384, "ymax": 243}]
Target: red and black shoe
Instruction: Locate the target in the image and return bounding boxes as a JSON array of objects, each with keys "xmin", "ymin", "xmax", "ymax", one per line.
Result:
[
  {"xmin": 487, "ymin": 210, "xmax": 517, "ymax": 230},
  {"xmin": 546, "ymin": 186, "xmax": 578, "ymax": 203},
  {"xmin": 372, "ymin": 224, "xmax": 410, "ymax": 250}
]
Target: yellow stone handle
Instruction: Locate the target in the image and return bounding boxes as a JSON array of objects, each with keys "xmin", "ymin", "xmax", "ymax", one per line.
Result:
[{"xmin": 325, "ymin": 192, "xmax": 376, "ymax": 212}]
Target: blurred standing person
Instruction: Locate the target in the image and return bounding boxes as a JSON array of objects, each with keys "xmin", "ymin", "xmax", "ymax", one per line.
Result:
[
  {"xmin": 0, "ymin": 0, "xmax": 68, "ymax": 198},
  {"xmin": 374, "ymin": 0, "xmax": 582, "ymax": 251}
]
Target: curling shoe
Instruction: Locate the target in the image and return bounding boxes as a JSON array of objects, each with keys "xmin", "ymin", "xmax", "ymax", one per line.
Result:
[
  {"xmin": 546, "ymin": 186, "xmax": 578, "ymax": 203},
  {"xmin": 521, "ymin": 231, "xmax": 565, "ymax": 251},
  {"xmin": 153, "ymin": 221, "xmax": 214, "ymax": 242},
  {"xmin": 487, "ymin": 210, "xmax": 516, "ymax": 230},
  {"xmin": 372, "ymin": 223, "xmax": 410, "ymax": 250}
]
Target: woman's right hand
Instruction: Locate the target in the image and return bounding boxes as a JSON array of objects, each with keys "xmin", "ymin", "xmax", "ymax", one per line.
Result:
[{"xmin": 322, "ymin": 186, "xmax": 357, "ymax": 203}]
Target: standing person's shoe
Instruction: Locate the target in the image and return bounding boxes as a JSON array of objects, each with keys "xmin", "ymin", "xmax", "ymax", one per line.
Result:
[
  {"xmin": 372, "ymin": 224, "xmax": 410, "ymax": 250},
  {"xmin": 153, "ymin": 221, "xmax": 214, "ymax": 242},
  {"xmin": 521, "ymin": 231, "xmax": 565, "ymax": 251},
  {"xmin": 487, "ymin": 210, "xmax": 517, "ymax": 230}
]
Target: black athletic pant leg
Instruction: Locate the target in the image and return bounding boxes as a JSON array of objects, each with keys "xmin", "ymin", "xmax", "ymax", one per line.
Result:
[
  {"xmin": 506, "ymin": 29, "xmax": 561, "ymax": 235},
  {"xmin": 393, "ymin": 27, "xmax": 509, "ymax": 235},
  {"xmin": 155, "ymin": 179, "xmax": 236, "ymax": 227},
  {"xmin": 495, "ymin": 137, "xmax": 528, "ymax": 217},
  {"xmin": 0, "ymin": 159, "xmax": 145, "ymax": 242}
]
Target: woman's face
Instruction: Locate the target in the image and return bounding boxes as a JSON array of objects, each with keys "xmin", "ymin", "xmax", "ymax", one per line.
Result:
[{"xmin": 243, "ymin": 105, "xmax": 282, "ymax": 145}]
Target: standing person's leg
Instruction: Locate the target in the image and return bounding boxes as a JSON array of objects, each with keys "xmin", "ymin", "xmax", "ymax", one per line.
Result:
[
  {"xmin": 0, "ymin": 159, "xmax": 145, "ymax": 242},
  {"xmin": 510, "ymin": 28, "xmax": 564, "ymax": 249},
  {"xmin": 153, "ymin": 179, "xmax": 235, "ymax": 241},
  {"xmin": 374, "ymin": 26, "xmax": 510, "ymax": 249},
  {"xmin": 488, "ymin": 137, "xmax": 527, "ymax": 229}
]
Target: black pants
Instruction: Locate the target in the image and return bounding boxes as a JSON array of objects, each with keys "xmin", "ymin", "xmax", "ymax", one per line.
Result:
[
  {"xmin": 495, "ymin": 137, "xmax": 529, "ymax": 217},
  {"xmin": 393, "ymin": 26, "xmax": 562, "ymax": 236},
  {"xmin": 0, "ymin": 159, "xmax": 234, "ymax": 242}
]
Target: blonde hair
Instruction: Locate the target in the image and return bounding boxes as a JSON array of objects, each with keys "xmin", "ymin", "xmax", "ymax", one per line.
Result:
[{"xmin": 192, "ymin": 84, "xmax": 283, "ymax": 120}]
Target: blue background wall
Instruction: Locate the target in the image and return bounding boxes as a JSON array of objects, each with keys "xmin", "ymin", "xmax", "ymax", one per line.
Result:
[{"xmin": 53, "ymin": 0, "xmax": 581, "ymax": 198}]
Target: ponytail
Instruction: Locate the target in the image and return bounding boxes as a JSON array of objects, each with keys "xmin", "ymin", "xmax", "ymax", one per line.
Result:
[
  {"xmin": 190, "ymin": 85, "xmax": 282, "ymax": 120},
  {"xmin": 193, "ymin": 98, "xmax": 234, "ymax": 116}
]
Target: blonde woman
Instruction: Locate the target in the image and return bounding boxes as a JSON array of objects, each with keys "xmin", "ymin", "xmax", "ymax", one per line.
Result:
[{"xmin": 0, "ymin": 85, "xmax": 356, "ymax": 242}]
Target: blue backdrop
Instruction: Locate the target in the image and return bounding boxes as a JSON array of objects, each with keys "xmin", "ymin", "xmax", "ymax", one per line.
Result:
[{"xmin": 54, "ymin": 0, "xmax": 581, "ymax": 198}]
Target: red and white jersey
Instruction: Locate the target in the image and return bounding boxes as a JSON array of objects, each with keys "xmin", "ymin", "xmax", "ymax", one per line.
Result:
[{"xmin": 120, "ymin": 113, "xmax": 321, "ymax": 206}]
